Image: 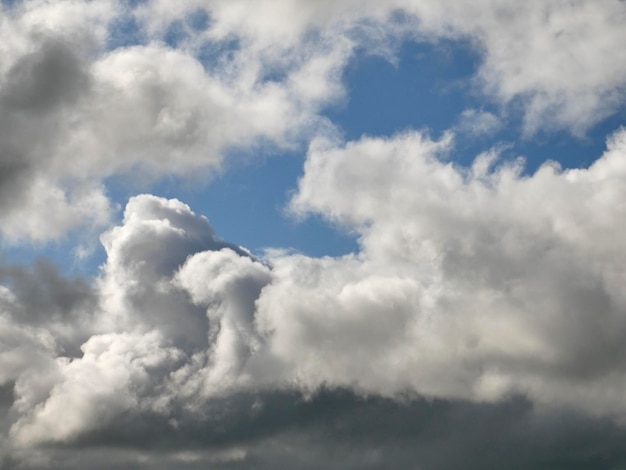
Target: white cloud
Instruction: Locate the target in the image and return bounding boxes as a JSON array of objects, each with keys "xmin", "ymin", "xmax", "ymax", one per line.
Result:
[
  {"xmin": 456, "ymin": 108, "xmax": 502, "ymax": 137},
  {"xmin": 175, "ymin": 248, "xmax": 272, "ymax": 393},
  {"xmin": 0, "ymin": 1, "xmax": 351, "ymax": 241},
  {"xmin": 6, "ymin": 133, "xmax": 626, "ymax": 450},
  {"xmin": 1, "ymin": 0, "xmax": 625, "ymax": 241},
  {"xmin": 2, "ymin": 0, "xmax": 626, "ymax": 464},
  {"xmin": 280, "ymin": 127, "xmax": 626, "ymax": 412},
  {"xmin": 378, "ymin": 0, "xmax": 626, "ymax": 134},
  {"xmin": 0, "ymin": 178, "xmax": 112, "ymax": 242},
  {"xmin": 136, "ymin": 0, "xmax": 626, "ymax": 134},
  {"xmin": 10, "ymin": 330, "xmax": 183, "ymax": 447}
]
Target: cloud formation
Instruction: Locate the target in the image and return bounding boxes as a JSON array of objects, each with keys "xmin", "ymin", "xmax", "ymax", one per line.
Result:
[
  {"xmin": 2, "ymin": 125, "xmax": 626, "ymax": 466},
  {"xmin": 287, "ymin": 128, "xmax": 626, "ymax": 412},
  {"xmin": 3, "ymin": 122, "xmax": 626, "ymax": 456},
  {"xmin": 1, "ymin": 0, "xmax": 625, "ymax": 239},
  {"xmin": 1, "ymin": 0, "xmax": 626, "ymax": 468}
]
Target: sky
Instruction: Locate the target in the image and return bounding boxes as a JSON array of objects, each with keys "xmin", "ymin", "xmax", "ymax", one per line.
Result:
[{"xmin": 1, "ymin": 1, "xmax": 626, "ymax": 468}]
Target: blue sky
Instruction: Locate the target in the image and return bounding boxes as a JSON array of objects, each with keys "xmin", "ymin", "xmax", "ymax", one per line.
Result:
[{"xmin": 2, "ymin": 2, "xmax": 626, "ymax": 469}]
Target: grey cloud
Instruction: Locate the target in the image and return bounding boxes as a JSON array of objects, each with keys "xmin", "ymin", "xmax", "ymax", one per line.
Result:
[
  {"xmin": 0, "ymin": 30, "xmax": 111, "ymax": 240},
  {"xmin": 0, "ymin": 258, "xmax": 97, "ymax": 356},
  {"xmin": 0, "ymin": 151, "xmax": 30, "ymax": 201},
  {"xmin": 97, "ymin": 194, "xmax": 253, "ymax": 353},
  {"xmin": 0, "ymin": 37, "xmax": 89, "ymax": 187},
  {"xmin": 7, "ymin": 389, "xmax": 626, "ymax": 469},
  {"xmin": 0, "ymin": 2, "xmax": 348, "ymax": 240},
  {"xmin": 0, "ymin": 383, "xmax": 14, "ymax": 437},
  {"xmin": 0, "ymin": 195, "xmax": 271, "ymax": 452},
  {"xmin": 1, "ymin": 38, "xmax": 89, "ymax": 113},
  {"xmin": 0, "ymin": 258, "xmax": 96, "ymax": 325}
]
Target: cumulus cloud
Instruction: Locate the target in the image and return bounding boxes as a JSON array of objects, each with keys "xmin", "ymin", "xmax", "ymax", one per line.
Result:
[
  {"xmin": 1, "ymin": 0, "xmax": 625, "ymax": 239},
  {"xmin": 1, "ymin": 1, "xmax": 626, "ymax": 468},
  {"xmin": 0, "ymin": 27, "xmax": 114, "ymax": 240},
  {"xmin": 0, "ymin": 0, "xmax": 349, "ymax": 240},
  {"xmin": 398, "ymin": 0, "xmax": 626, "ymax": 135},
  {"xmin": 4, "ymin": 195, "xmax": 273, "ymax": 451},
  {"xmin": 285, "ymin": 128, "xmax": 626, "ymax": 412},
  {"xmin": 135, "ymin": 0, "xmax": 626, "ymax": 134},
  {"xmin": 2, "ymin": 129, "xmax": 626, "ymax": 463}
]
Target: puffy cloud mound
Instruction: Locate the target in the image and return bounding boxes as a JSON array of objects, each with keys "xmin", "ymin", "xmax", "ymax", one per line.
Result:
[
  {"xmin": 5, "ymin": 194, "xmax": 276, "ymax": 450},
  {"xmin": 283, "ymin": 128, "xmax": 626, "ymax": 411},
  {"xmin": 1, "ymin": 0, "xmax": 626, "ymax": 468},
  {"xmin": 3, "ymin": 126, "xmax": 626, "ymax": 464}
]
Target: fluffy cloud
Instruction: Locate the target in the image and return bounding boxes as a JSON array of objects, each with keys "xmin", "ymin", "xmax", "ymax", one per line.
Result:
[
  {"xmin": 397, "ymin": 0, "xmax": 626, "ymax": 134},
  {"xmin": 1, "ymin": 0, "xmax": 625, "ymax": 240},
  {"xmin": 136, "ymin": 0, "xmax": 626, "ymax": 134},
  {"xmin": 284, "ymin": 128, "xmax": 626, "ymax": 412},
  {"xmin": 3, "ymin": 128, "xmax": 626, "ymax": 447},
  {"xmin": 5, "ymin": 195, "xmax": 273, "ymax": 450},
  {"xmin": 1, "ymin": 1, "xmax": 626, "ymax": 468},
  {"xmin": 0, "ymin": 0, "xmax": 348, "ymax": 240},
  {"xmin": 1, "ymin": 133, "xmax": 626, "ymax": 465}
]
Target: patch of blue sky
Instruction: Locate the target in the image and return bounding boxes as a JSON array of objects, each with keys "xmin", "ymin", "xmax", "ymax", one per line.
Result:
[
  {"xmin": 509, "ymin": 110, "xmax": 626, "ymax": 173},
  {"xmin": 164, "ymin": 150, "xmax": 360, "ymax": 259},
  {"xmin": 120, "ymin": 0, "xmax": 149, "ymax": 7},
  {"xmin": 499, "ymin": 98, "xmax": 623, "ymax": 174},
  {"xmin": 102, "ymin": 143, "xmax": 359, "ymax": 260},
  {"xmin": 0, "ymin": 232, "xmax": 107, "ymax": 278},
  {"xmin": 106, "ymin": 14, "xmax": 145, "ymax": 50},
  {"xmin": 327, "ymin": 39, "xmax": 484, "ymax": 148},
  {"xmin": 196, "ymin": 36, "xmax": 241, "ymax": 73},
  {"xmin": 185, "ymin": 8, "xmax": 210, "ymax": 33},
  {"xmin": 0, "ymin": 0, "xmax": 18, "ymax": 8},
  {"xmin": 163, "ymin": 19, "xmax": 187, "ymax": 48},
  {"xmin": 328, "ymin": 37, "xmax": 625, "ymax": 174},
  {"xmin": 189, "ymin": 39, "xmax": 486, "ymax": 258},
  {"xmin": 163, "ymin": 9, "xmax": 211, "ymax": 49}
]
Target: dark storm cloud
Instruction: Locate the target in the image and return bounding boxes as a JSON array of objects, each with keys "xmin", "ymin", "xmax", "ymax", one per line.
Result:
[
  {"xmin": 8, "ymin": 388, "xmax": 626, "ymax": 470},
  {"xmin": 223, "ymin": 393, "xmax": 626, "ymax": 470}
]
